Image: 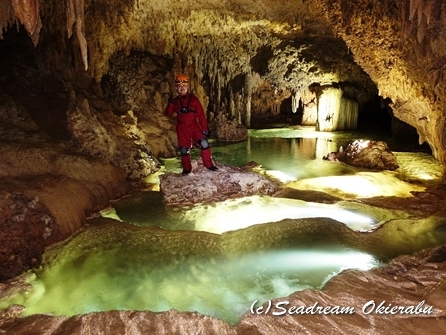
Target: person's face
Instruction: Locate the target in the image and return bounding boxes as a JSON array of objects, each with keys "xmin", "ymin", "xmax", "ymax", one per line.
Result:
[{"xmin": 176, "ymin": 82, "xmax": 189, "ymax": 96}]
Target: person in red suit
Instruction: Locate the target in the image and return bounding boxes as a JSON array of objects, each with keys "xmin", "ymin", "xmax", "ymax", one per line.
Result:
[{"xmin": 165, "ymin": 74, "xmax": 218, "ymax": 175}]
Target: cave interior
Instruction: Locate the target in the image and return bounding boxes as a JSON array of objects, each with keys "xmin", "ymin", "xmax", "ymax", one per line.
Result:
[{"xmin": 1, "ymin": 0, "xmax": 446, "ymax": 332}]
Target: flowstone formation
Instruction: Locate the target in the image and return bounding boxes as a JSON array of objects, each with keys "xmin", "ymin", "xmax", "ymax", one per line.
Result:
[
  {"xmin": 0, "ymin": 219, "xmax": 445, "ymax": 334},
  {"xmin": 0, "ymin": 127, "xmax": 131, "ymax": 280}
]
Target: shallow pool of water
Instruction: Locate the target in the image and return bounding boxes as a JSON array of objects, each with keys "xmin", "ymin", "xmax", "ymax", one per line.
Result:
[
  {"xmin": 1, "ymin": 127, "xmax": 444, "ymax": 324},
  {"xmin": 0, "ymin": 221, "xmax": 381, "ymax": 325}
]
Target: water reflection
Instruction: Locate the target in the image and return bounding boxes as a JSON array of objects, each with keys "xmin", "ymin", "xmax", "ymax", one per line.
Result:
[
  {"xmin": 209, "ymin": 128, "xmax": 443, "ymax": 184},
  {"xmin": 109, "ymin": 194, "xmax": 387, "ymax": 233},
  {"xmin": 1, "ymin": 128, "xmax": 444, "ymax": 325},
  {"xmin": 0, "ymin": 221, "xmax": 380, "ymax": 325},
  {"xmin": 210, "ymin": 136, "xmax": 360, "ymax": 181}
]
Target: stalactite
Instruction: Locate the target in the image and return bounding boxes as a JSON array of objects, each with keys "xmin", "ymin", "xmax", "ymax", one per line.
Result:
[
  {"xmin": 1, "ymin": 0, "xmax": 41, "ymax": 45},
  {"xmin": 404, "ymin": 0, "xmax": 440, "ymax": 44},
  {"xmin": 291, "ymin": 90, "xmax": 301, "ymax": 114},
  {"xmin": 66, "ymin": 0, "xmax": 88, "ymax": 71},
  {"xmin": 12, "ymin": 0, "xmax": 38, "ymax": 35},
  {"xmin": 66, "ymin": 0, "xmax": 75, "ymax": 37},
  {"xmin": 417, "ymin": 11, "xmax": 428, "ymax": 44},
  {"xmin": 401, "ymin": 0, "xmax": 414, "ymax": 40},
  {"xmin": 244, "ymin": 72, "xmax": 252, "ymax": 128},
  {"xmin": 1, "ymin": 0, "xmax": 86, "ymax": 65},
  {"xmin": 0, "ymin": 0, "xmax": 15, "ymax": 39},
  {"xmin": 409, "ymin": 0, "xmax": 422, "ymax": 22},
  {"xmin": 423, "ymin": 0, "xmax": 436, "ymax": 25},
  {"xmin": 338, "ymin": 97, "xmax": 358, "ymax": 130}
]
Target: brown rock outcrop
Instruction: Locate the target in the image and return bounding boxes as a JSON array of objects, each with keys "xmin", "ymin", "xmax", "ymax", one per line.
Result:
[
  {"xmin": 0, "ymin": 125, "xmax": 131, "ymax": 280},
  {"xmin": 67, "ymin": 91, "xmax": 161, "ymax": 181},
  {"xmin": 323, "ymin": 139, "xmax": 400, "ymax": 171},
  {"xmin": 0, "ymin": 192, "xmax": 55, "ymax": 281},
  {"xmin": 159, "ymin": 160, "xmax": 279, "ymax": 205}
]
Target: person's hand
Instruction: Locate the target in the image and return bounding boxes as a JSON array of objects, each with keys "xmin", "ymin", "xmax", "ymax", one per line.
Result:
[{"xmin": 168, "ymin": 93, "xmax": 174, "ymax": 103}]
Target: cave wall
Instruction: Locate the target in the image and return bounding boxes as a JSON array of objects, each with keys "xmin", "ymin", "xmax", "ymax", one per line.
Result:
[
  {"xmin": 1, "ymin": 0, "xmax": 377, "ymax": 139},
  {"xmin": 1, "ymin": 0, "xmax": 445, "ymax": 166},
  {"xmin": 315, "ymin": 0, "xmax": 446, "ymax": 166}
]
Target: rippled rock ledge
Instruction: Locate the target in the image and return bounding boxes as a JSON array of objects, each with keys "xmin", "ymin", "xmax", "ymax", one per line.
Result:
[{"xmin": 1, "ymin": 245, "xmax": 445, "ymax": 335}]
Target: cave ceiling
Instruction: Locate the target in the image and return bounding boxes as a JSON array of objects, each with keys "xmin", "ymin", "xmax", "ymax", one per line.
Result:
[
  {"xmin": 0, "ymin": 0, "xmax": 374, "ymax": 95},
  {"xmin": 1, "ymin": 0, "xmax": 446, "ymax": 167}
]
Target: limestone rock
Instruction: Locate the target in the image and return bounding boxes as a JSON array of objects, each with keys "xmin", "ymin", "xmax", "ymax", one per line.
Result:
[
  {"xmin": 67, "ymin": 91, "xmax": 161, "ymax": 180},
  {"xmin": 324, "ymin": 139, "xmax": 399, "ymax": 171},
  {"xmin": 159, "ymin": 160, "xmax": 280, "ymax": 205},
  {"xmin": 0, "ymin": 93, "xmax": 39, "ymax": 132},
  {"xmin": 209, "ymin": 113, "xmax": 248, "ymax": 141},
  {"xmin": 0, "ymin": 192, "xmax": 54, "ymax": 281},
  {"xmin": 0, "ymin": 125, "xmax": 131, "ymax": 281}
]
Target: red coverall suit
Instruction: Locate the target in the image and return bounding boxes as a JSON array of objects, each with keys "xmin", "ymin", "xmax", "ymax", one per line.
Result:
[{"xmin": 165, "ymin": 93, "xmax": 214, "ymax": 172}]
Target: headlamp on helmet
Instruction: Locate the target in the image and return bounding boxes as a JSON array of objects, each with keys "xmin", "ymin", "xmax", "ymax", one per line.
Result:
[{"xmin": 175, "ymin": 74, "xmax": 189, "ymax": 86}]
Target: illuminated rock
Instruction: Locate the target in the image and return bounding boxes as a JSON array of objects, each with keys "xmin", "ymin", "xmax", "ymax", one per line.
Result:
[
  {"xmin": 324, "ymin": 139, "xmax": 399, "ymax": 171},
  {"xmin": 316, "ymin": 86, "xmax": 359, "ymax": 131},
  {"xmin": 67, "ymin": 91, "xmax": 161, "ymax": 181},
  {"xmin": 159, "ymin": 160, "xmax": 279, "ymax": 205}
]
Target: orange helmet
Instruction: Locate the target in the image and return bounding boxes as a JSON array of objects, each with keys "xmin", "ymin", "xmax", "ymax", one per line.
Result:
[{"xmin": 175, "ymin": 74, "xmax": 189, "ymax": 86}]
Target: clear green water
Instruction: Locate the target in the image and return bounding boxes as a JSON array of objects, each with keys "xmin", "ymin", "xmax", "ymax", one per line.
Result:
[{"xmin": 1, "ymin": 127, "xmax": 445, "ymax": 325}]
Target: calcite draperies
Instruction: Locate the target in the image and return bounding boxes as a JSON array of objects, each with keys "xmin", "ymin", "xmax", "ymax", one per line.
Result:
[
  {"xmin": 402, "ymin": 0, "xmax": 439, "ymax": 43},
  {"xmin": 0, "ymin": 0, "xmax": 40, "ymax": 44},
  {"xmin": 66, "ymin": 0, "xmax": 88, "ymax": 70},
  {"xmin": 0, "ymin": 0, "xmax": 88, "ymax": 70},
  {"xmin": 12, "ymin": 0, "xmax": 39, "ymax": 35}
]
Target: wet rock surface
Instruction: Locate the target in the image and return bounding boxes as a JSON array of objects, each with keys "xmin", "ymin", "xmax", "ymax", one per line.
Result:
[
  {"xmin": 159, "ymin": 160, "xmax": 280, "ymax": 205},
  {"xmin": 354, "ymin": 183, "xmax": 446, "ymax": 218},
  {"xmin": 0, "ymin": 193, "xmax": 55, "ymax": 281},
  {"xmin": 323, "ymin": 139, "xmax": 400, "ymax": 171}
]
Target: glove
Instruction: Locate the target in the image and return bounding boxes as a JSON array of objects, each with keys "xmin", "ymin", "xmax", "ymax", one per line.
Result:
[
  {"xmin": 202, "ymin": 130, "xmax": 209, "ymax": 137},
  {"xmin": 168, "ymin": 93, "xmax": 174, "ymax": 103}
]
